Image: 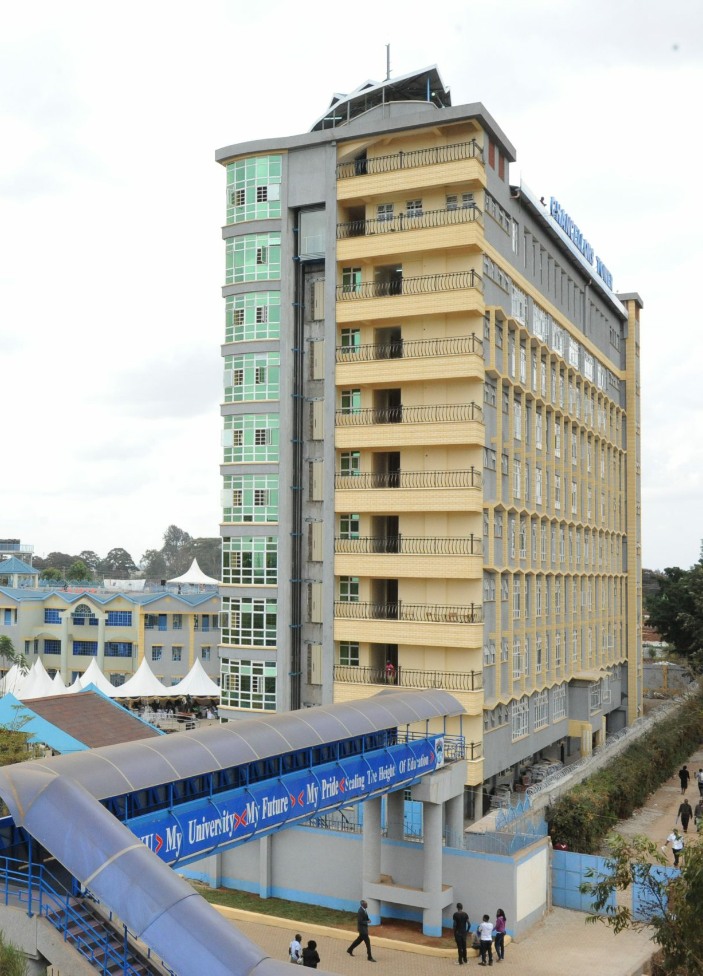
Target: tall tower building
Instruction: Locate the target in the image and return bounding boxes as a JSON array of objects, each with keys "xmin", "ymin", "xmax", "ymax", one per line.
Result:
[{"xmin": 216, "ymin": 66, "xmax": 642, "ymax": 819}]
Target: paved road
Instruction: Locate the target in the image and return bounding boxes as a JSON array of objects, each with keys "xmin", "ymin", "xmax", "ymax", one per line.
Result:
[{"xmin": 211, "ymin": 749, "xmax": 703, "ymax": 976}]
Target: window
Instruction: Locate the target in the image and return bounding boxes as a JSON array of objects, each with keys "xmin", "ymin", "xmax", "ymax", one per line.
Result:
[
  {"xmin": 151, "ymin": 645, "xmax": 163, "ymax": 662},
  {"xmin": 224, "ymin": 414, "xmax": 279, "ymax": 464},
  {"xmin": 222, "ymin": 474, "xmax": 279, "ymax": 523},
  {"xmin": 73, "ymin": 641, "xmax": 98, "ymax": 656},
  {"xmin": 201, "ymin": 646, "xmax": 211, "ymax": 662},
  {"xmin": 513, "ymin": 460, "xmax": 521, "ymax": 500},
  {"xmin": 512, "ymin": 639, "xmax": 522, "ymax": 678},
  {"xmin": 377, "ymin": 203, "xmax": 394, "ymax": 222},
  {"xmin": 513, "ymin": 400, "xmax": 522, "ymax": 440},
  {"xmin": 339, "ymin": 576, "xmax": 359, "ymax": 602},
  {"xmin": 221, "ymin": 657, "xmax": 277, "ymax": 711},
  {"xmin": 340, "ymin": 328, "xmax": 361, "ymax": 352},
  {"xmin": 342, "ymin": 267, "xmax": 362, "ymax": 293},
  {"xmin": 511, "ymin": 697, "xmax": 529, "ymax": 740},
  {"xmin": 223, "ymin": 536, "xmax": 277, "ymax": 586},
  {"xmin": 106, "ymin": 611, "xmax": 132, "ymax": 627},
  {"xmin": 339, "ymin": 641, "xmax": 359, "ymax": 666},
  {"xmin": 446, "ymin": 192, "xmax": 475, "ymax": 210},
  {"xmin": 226, "ymin": 155, "xmax": 282, "ymax": 224},
  {"xmin": 590, "ymin": 682, "xmax": 602, "ymax": 711},
  {"xmin": 225, "ymin": 233, "xmax": 281, "ymax": 284},
  {"xmin": 339, "ymin": 451, "xmax": 360, "ymax": 477},
  {"xmin": 226, "ymin": 292, "xmax": 281, "ymax": 343},
  {"xmin": 224, "ymin": 352, "xmax": 280, "ymax": 403},
  {"xmin": 339, "ymin": 514, "xmax": 360, "ymax": 539},
  {"xmin": 536, "ymin": 410, "xmax": 543, "ymax": 449},
  {"xmin": 104, "ymin": 642, "xmax": 133, "ymax": 657},
  {"xmin": 340, "ymin": 389, "xmax": 361, "ymax": 414},
  {"xmin": 44, "ymin": 608, "xmax": 62, "ymax": 624},
  {"xmin": 553, "ymin": 684, "xmax": 566, "ymax": 721},
  {"xmin": 172, "ymin": 646, "xmax": 182, "ymax": 662},
  {"xmin": 172, "ymin": 614, "xmax": 182, "ymax": 630},
  {"xmin": 406, "ymin": 199, "xmax": 423, "ymax": 217},
  {"xmin": 483, "ymin": 575, "xmax": 496, "ymax": 601},
  {"xmin": 534, "ymin": 690, "xmax": 549, "ymax": 730},
  {"xmin": 536, "ymin": 636, "xmax": 543, "ymax": 674},
  {"xmin": 44, "ymin": 639, "xmax": 61, "ymax": 655},
  {"xmin": 221, "ymin": 597, "xmax": 277, "ymax": 647},
  {"xmin": 513, "ymin": 578, "xmax": 521, "ymax": 619}
]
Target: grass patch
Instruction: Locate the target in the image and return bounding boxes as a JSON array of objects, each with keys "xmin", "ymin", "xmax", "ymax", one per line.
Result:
[{"xmin": 193, "ymin": 882, "xmax": 357, "ymax": 929}]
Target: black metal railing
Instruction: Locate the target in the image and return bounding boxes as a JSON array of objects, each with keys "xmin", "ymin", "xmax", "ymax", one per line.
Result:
[
  {"xmin": 335, "ymin": 467, "xmax": 483, "ymax": 490},
  {"xmin": 334, "ymin": 535, "xmax": 483, "ymax": 555},
  {"xmin": 336, "ymin": 270, "xmax": 482, "ymax": 301},
  {"xmin": 336, "ymin": 402, "xmax": 483, "ymax": 426},
  {"xmin": 336, "ymin": 334, "xmax": 483, "ymax": 363},
  {"xmin": 336, "ymin": 140, "xmax": 484, "ymax": 179},
  {"xmin": 337, "ymin": 204, "xmax": 482, "ymax": 239},
  {"xmin": 333, "ymin": 664, "xmax": 483, "ymax": 692},
  {"xmin": 467, "ymin": 741, "xmax": 483, "ymax": 760},
  {"xmin": 334, "ymin": 601, "xmax": 483, "ymax": 624}
]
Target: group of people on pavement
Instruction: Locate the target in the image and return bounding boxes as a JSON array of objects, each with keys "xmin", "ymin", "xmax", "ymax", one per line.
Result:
[
  {"xmin": 288, "ymin": 933, "xmax": 320, "ymax": 968},
  {"xmin": 453, "ymin": 903, "xmax": 507, "ymax": 966},
  {"xmin": 663, "ymin": 765, "xmax": 703, "ymax": 867}
]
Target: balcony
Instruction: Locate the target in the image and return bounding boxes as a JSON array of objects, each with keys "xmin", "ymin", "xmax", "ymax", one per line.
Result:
[
  {"xmin": 335, "ymin": 468, "xmax": 482, "ymax": 490},
  {"xmin": 334, "ymin": 601, "xmax": 482, "ymax": 624},
  {"xmin": 333, "ymin": 664, "xmax": 482, "ymax": 692},
  {"xmin": 336, "ymin": 139, "xmax": 484, "ymax": 180},
  {"xmin": 338, "ymin": 204, "xmax": 482, "ymax": 240},
  {"xmin": 337, "ymin": 206, "xmax": 483, "ymax": 261},
  {"xmin": 336, "ymin": 333, "xmax": 482, "ymax": 364},
  {"xmin": 336, "ymin": 270, "xmax": 481, "ymax": 302},
  {"xmin": 336, "ymin": 402, "xmax": 482, "ymax": 427},
  {"xmin": 335, "ymin": 403, "xmax": 484, "ymax": 452},
  {"xmin": 334, "ymin": 536, "xmax": 482, "ymax": 556}
]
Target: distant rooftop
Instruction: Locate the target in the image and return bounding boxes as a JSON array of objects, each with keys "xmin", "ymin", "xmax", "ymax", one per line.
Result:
[{"xmin": 310, "ymin": 65, "xmax": 450, "ymax": 131}]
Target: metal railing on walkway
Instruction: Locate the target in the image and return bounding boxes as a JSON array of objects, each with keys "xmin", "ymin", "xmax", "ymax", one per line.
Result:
[{"xmin": 334, "ymin": 535, "xmax": 482, "ymax": 555}]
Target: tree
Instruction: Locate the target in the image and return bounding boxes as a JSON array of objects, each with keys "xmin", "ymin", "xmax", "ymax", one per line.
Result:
[
  {"xmin": 140, "ymin": 548, "xmax": 169, "ymax": 581},
  {"xmin": 42, "ymin": 551, "xmax": 75, "ymax": 573},
  {"xmin": 581, "ymin": 833, "xmax": 703, "ymax": 975},
  {"xmin": 99, "ymin": 548, "xmax": 137, "ymax": 579},
  {"xmin": 66, "ymin": 559, "xmax": 92, "ymax": 582},
  {"xmin": 191, "ymin": 537, "xmax": 221, "ymax": 580},
  {"xmin": 161, "ymin": 525, "xmax": 193, "ymax": 577},
  {"xmin": 78, "ymin": 550, "xmax": 101, "ymax": 572},
  {"xmin": 39, "ymin": 567, "xmax": 63, "ymax": 582},
  {"xmin": 0, "ymin": 636, "xmax": 28, "ymax": 673},
  {"xmin": 646, "ymin": 566, "xmax": 699, "ymax": 654}
]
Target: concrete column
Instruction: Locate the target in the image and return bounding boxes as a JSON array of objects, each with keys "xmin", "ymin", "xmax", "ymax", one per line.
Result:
[
  {"xmin": 206, "ymin": 851, "xmax": 222, "ymax": 889},
  {"xmin": 386, "ymin": 790, "xmax": 405, "ymax": 841},
  {"xmin": 259, "ymin": 835, "xmax": 272, "ymax": 898},
  {"xmin": 446, "ymin": 793, "xmax": 464, "ymax": 849},
  {"xmin": 422, "ymin": 801, "xmax": 443, "ymax": 936},
  {"xmin": 60, "ymin": 613, "xmax": 70, "ymax": 683},
  {"xmin": 362, "ymin": 797, "xmax": 382, "ymax": 924},
  {"xmin": 97, "ymin": 615, "xmax": 106, "ymax": 671}
]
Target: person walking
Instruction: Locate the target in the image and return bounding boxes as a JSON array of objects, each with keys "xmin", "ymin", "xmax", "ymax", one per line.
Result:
[
  {"xmin": 697, "ymin": 768, "xmax": 703, "ymax": 796},
  {"xmin": 678, "ymin": 765, "xmax": 690, "ymax": 795},
  {"xmin": 289, "ymin": 934, "xmax": 303, "ymax": 964},
  {"xmin": 302, "ymin": 940, "xmax": 320, "ymax": 968},
  {"xmin": 677, "ymin": 798, "xmax": 694, "ymax": 833},
  {"xmin": 477, "ymin": 914, "xmax": 493, "ymax": 966},
  {"xmin": 664, "ymin": 829, "xmax": 684, "ymax": 867},
  {"xmin": 452, "ymin": 902, "xmax": 470, "ymax": 965},
  {"xmin": 493, "ymin": 909, "xmax": 507, "ymax": 962},
  {"xmin": 347, "ymin": 899, "xmax": 376, "ymax": 962}
]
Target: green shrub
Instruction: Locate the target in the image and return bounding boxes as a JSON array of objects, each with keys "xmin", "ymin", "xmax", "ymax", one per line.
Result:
[
  {"xmin": 0, "ymin": 931, "xmax": 28, "ymax": 976},
  {"xmin": 548, "ymin": 693, "xmax": 703, "ymax": 853}
]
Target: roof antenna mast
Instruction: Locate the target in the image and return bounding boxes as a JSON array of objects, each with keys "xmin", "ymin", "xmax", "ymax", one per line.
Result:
[{"xmin": 385, "ymin": 44, "xmax": 391, "ymax": 81}]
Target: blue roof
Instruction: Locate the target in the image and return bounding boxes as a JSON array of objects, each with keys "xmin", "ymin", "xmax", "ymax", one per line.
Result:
[
  {"xmin": 0, "ymin": 587, "xmax": 217, "ymax": 608},
  {"xmin": 0, "ymin": 694, "xmax": 87, "ymax": 753},
  {"xmin": 0, "ymin": 557, "xmax": 39, "ymax": 575}
]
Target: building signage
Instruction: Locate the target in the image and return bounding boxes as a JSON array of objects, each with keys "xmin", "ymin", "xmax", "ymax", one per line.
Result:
[
  {"xmin": 549, "ymin": 197, "xmax": 613, "ymax": 290},
  {"xmin": 130, "ymin": 737, "xmax": 444, "ymax": 865}
]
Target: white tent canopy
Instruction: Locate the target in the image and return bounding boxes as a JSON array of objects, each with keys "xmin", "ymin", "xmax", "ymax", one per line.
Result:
[
  {"xmin": 79, "ymin": 659, "xmax": 116, "ymax": 697},
  {"xmin": 0, "ymin": 664, "xmax": 24, "ymax": 698},
  {"xmin": 169, "ymin": 659, "xmax": 220, "ymax": 697},
  {"xmin": 52, "ymin": 672, "xmax": 67, "ymax": 694},
  {"xmin": 19, "ymin": 659, "xmax": 56, "ymax": 700},
  {"xmin": 113, "ymin": 658, "xmax": 168, "ymax": 698},
  {"xmin": 167, "ymin": 558, "xmax": 219, "ymax": 586}
]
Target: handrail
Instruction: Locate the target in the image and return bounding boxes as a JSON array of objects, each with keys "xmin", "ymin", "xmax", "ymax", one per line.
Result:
[
  {"xmin": 336, "ymin": 139, "xmax": 484, "ymax": 179},
  {"xmin": 334, "ymin": 601, "xmax": 483, "ymax": 624},
  {"xmin": 337, "ymin": 204, "xmax": 482, "ymax": 239},
  {"xmin": 334, "ymin": 468, "xmax": 482, "ymax": 490},
  {"xmin": 335, "ymin": 402, "xmax": 483, "ymax": 426},
  {"xmin": 333, "ymin": 665, "xmax": 483, "ymax": 692},
  {"xmin": 336, "ymin": 269, "xmax": 482, "ymax": 301},
  {"xmin": 336, "ymin": 333, "xmax": 483, "ymax": 362},
  {"xmin": 334, "ymin": 535, "xmax": 483, "ymax": 555}
]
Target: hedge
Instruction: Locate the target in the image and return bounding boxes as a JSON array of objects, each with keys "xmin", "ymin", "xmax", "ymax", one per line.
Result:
[{"xmin": 547, "ymin": 691, "xmax": 703, "ymax": 853}]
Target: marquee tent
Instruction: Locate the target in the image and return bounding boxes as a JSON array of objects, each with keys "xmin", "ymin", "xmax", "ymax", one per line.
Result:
[
  {"xmin": 168, "ymin": 659, "xmax": 220, "ymax": 697},
  {"xmin": 79, "ymin": 659, "xmax": 117, "ymax": 697},
  {"xmin": 112, "ymin": 658, "xmax": 168, "ymax": 698},
  {"xmin": 167, "ymin": 558, "xmax": 219, "ymax": 586}
]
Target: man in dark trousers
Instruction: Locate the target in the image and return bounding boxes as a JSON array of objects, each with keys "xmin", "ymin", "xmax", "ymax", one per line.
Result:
[
  {"xmin": 678, "ymin": 797, "xmax": 694, "ymax": 833},
  {"xmin": 347, "ymin": 899, "xmax": 376, "ymax": 961},
  {"xmin": 679, "ymin": 765, "xmax": 691, "ymax": 795},
  {"xmin": 452, "ymin": 902, "xmax": 470, "ymax": 964}
]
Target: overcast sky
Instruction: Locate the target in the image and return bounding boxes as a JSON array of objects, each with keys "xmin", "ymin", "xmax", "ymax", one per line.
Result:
[{"xmin": 1, "ymin": 0, "xmax": 700, "ymax": 570}]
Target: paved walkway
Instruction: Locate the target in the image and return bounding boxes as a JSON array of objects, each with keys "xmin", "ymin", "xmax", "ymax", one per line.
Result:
[{"xmin": 212, "ymin": 746, "xmax": 703, "ymax": 976}]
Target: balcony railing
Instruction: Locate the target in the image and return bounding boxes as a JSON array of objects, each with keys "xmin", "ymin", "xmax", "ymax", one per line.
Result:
[
  {"xmin": 335, "ymin": 535, "xmax": 483, "ymax": 556},
  {"xmin": 333, "ymin": 664, "xmax": 483, "ymax": 691},
  {"xmin": 336, "ymin": 334, "xmax": 483, "ymax": 363},
  {"xmin": 336, "ymin": 402, "xmax": 483, "ymax": 426},
  {"xmin": 337, "ymin": 204, "xmax": 482, "ymax": 239},
  {"xmin": 336, "ymin": 139, "xmax": 484, "ymax": 180},
  {"xmin": 334, "ymin": 601, "xmax": 483, "ymax": 624},
  {"xmin": 336, "ymin": 270, "xmax": 482, "ymax": 302},
  {"xmin": 335, "ymin": 468, "xmax": 483, "ymax": 490}
]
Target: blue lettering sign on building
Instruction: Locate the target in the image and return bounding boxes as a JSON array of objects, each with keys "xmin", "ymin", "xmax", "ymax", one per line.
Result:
[
  {"xmin": 549, "ymin": 197, "xmax": 613, "ymax": 290},
  {"xmin": 130, "ymin": 737, "xmax": 444, "ymax": 865}
]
